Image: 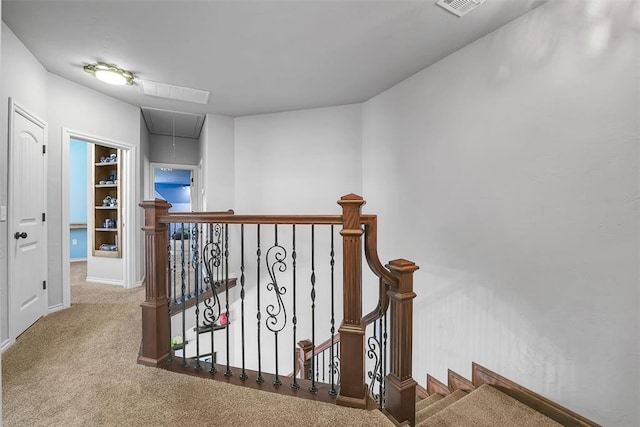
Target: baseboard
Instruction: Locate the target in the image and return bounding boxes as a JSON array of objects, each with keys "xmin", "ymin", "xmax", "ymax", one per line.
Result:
[
  {"xmin": 426, "ymin": 373, "xmax": 450, "ymax": 396},
  {"xmin": 48, "ymin": 303, "xmax": 66, "ymax": 314},
  {"xmin": 471, "ymin": 362, "xmax": 600, "ymax": 427},
  {"xmin": 85, "ymin": 276, "xmax": 124, "ymax": 287},
  {"xmin": 135, "ymin": 274, "xmax": 145, "ymax": 288},
  {"xmin": 1, "ymin": 338, "xmax": 14, "ymax": 353},
  {"xmin": 448, "ymin": 369, "xmax": 475, "ymax": 392},
  {"xmin": 415, "ymin": 383, "xmax": 429, "ymax": 400},
  {"xmin": 70, "ymin": 258, "xmax": 87, "ymax": 263}
]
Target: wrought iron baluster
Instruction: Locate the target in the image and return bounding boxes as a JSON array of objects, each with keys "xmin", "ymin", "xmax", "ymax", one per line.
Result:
[
  {"xmin": 180, "ymin": 223, "xmax": 187, "ymax": 367},
  {"xmin": 192, "ymin": 224, "xmax": 201, "ymax": 371},
  {"xmin": 240, "ymin": 224, "xmax": 248, "ymax": 380},
  {"xmin": 291, "ymin": 225, "xmax": 299, "ymax": 390},
  {"xmin": 383, "ymin": 311, "xmax": 388, "ymax": 407},
  {"xmin": 266, "ymin": 224, "xmax": 287, "ymax": 386},
  {"xmin": 166, "ymin": 228, "xmax": 173, "ymax": 365},
  {"xmin": 187, "ymin": 223, "xmax": 192, "ymax": 299},
  {"xmin": 256, "ymin": 224, "xmax": 264, "ymax": 383},
  {"xmin": 224, "ymin": 224, "xmax": 232, "ymax": 377},
  {"xmin": 172, "ymin": 226, "xmax": 177, "ymax": 303},
  {"xmin": 309, "ymin": 224, "xmax": 317, "ymax": 393},
  {"xmin": 329, "ymin": 224, "xmax": 336, "ymax": 396},
  {"xmin": 202, "ymin": 223, "xmax": 222, "ymax": 374},
  {"xmin": 367, "ymin": 321, "xmax": 383, "ymax": 405}
]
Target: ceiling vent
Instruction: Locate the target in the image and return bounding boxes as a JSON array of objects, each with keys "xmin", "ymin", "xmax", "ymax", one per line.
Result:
[{"xmin": 436, "ymin": 0, "xmax": 487, "ymax": 17}]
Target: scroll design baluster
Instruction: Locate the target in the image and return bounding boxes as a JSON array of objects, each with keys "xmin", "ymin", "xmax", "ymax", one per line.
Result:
[
  {"xmin": 202, "ymin": 224, "xmax": 223, "ymax": 374},
  {"xmin": 265, "ymin": 225, "xmax": 288, "ymax": 386},
  {"xmin": 367, "ymin": 322, "xmax": 383, "ymax": 405}
]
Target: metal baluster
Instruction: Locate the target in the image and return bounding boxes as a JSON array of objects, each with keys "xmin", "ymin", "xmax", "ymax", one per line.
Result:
[
  {"xmin": 180, "ymin": 222, "xmax": 187, "ymax": 367},
  {"xmin": 329, "ymin": 225, "xmax": 336, "ymax": 396},
  {"xmin": 383, "ymin": 311, "xmax": 388, "ymax": 406},
  {"xmin": 309, "ymin": 224, "xmax": 317, "ymax": 392},
  {"xmin": 240, "ymin": 224, "xmax": 248, "ymax": 380},
  {"xmin": 265, "ymin": 224, "xmax": 288, "ymax": 386},
  {"xmin": 166, "ymin": 228, "xmax": 173, "ymax": 365},
  {"xmin": 378, "ymin": 317, "xmax": 383, "ymax": 405},
  {"xmin": 187, "ymin": 223, "xmax": 192, "ymax": 299},
  {"xmin": 256, "ymin": 224, "xmax": 264, "ymax": 383},
  {"xmin": 224, "ymin": 224, "xmax": 232, "ymax": 377},
  {"xmin": 173, "ymin": 225, "xmax": 177, "ymax": 303},
  {"xmin": 273, "ymin": 225, "xmax": 281, "ymax": 386},
  {"xmin": 291, "ymin": 225, "xmax": 299, "ymax": 390},
  {"xmin": 322, "ymin": 351, "xmax": 325, "ymax": 382},
  {"xmin": 193, "ymin": 224, "xmax": 201, "ymax": 371}
]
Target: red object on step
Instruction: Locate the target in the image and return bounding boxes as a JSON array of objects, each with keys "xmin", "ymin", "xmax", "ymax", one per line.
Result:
[{"xmin": 220, "ymin": 312, "xmax": 228, "ymax": 326}]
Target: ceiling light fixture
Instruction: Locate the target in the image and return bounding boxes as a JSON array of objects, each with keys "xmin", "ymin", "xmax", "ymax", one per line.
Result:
[{"xmin": 84, "ymin": 62, "xmax": 134, "ymax": 85}]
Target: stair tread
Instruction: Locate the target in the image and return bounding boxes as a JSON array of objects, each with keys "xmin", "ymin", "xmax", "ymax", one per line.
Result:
[
  {"xmin": 416, "ymin": 389, "xmax": 467, "ymax": 424},
  {"xmin": 416, "ymin": 393, "xmax": 444, "ymax": 412},
  {"xmin": 417, "ymin": 384, "xmax": 562, "ymax": 427}
]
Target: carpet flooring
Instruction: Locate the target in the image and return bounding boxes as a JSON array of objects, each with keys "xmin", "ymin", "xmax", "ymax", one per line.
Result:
[{"xmin": 2, "ymin": 262, "xmax": 392, "ymax": 427}]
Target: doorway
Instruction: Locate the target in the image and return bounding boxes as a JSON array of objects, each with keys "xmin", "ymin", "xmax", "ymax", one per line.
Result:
[
  {"xmin": 61, "ymin": 129, "xmax": 138, "ymax": 311},
  {"xmin": 149, "ymin": 162, "xmax": 200, "ymax": 212}
]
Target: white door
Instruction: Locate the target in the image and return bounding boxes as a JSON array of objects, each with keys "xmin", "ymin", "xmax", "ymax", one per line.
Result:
[{"xmin": 9, "ymin": 101, "xmax": 47, "ymax": 337}]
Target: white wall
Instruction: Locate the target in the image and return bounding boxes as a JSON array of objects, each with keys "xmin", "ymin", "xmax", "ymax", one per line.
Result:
[
  {"xmin": 362, "ymin": 1, "xmax": 639, "ymax": 426},
  {"xmin": 0, "ymin": 23, "xmax": 49, "ymax": 344},
  {"xmin": 235, "ymin": 104, "xmax": 362, "ymax": 214},
  {"xmin": 200, "ymin": 113, "xmax": 235, "ymax": 211},
  {"xmin": 138, "ymin": 112, "xmax": 150, "ymax": 283},
  {"xmin": 48, "ymin": 74, "xmax": 141, "ymax": 292},
  {"xmin": 148, "ymin": 134, "xmax": 200, "ymax": 166}
]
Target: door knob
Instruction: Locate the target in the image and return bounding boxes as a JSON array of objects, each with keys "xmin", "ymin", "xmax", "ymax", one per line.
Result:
[{"xmin": 14, "ymin": 232, "xmax": 27, "ymax": 240}]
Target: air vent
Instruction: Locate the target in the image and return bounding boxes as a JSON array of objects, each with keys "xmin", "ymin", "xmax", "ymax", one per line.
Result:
[{"xmin": 436, "ymin": 0, "xmax": 486, "ymax": 17}]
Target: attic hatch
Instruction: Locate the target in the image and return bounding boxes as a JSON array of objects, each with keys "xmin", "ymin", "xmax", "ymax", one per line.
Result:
[{"xmin": 436, "ymin": 0, "xmax": 487, "ymax": 17}]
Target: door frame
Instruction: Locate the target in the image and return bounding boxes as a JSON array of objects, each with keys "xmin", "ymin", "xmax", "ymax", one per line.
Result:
[
  {"xmin": 61, "ymin": 128, "xmax": 138, "ymax": 310},
  {"xmin": 6, "ymin": 99, "xmax": 48, "ymax": 350},
  {"xmin": 148, "ymin": 162, "xmax": 201, "ymax": 212}
]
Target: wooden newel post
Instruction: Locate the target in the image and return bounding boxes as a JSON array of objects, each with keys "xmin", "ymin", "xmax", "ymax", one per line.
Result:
[
  {"xmin": 336, "ymin": 193, "xmax": 367, "ymax": 409},
  {"xmin": 385, "ymin": 258, "xmax": 419, "ymax": 425},
  {"xmin": 138, "ymin": 199, "xmax": 171, "ymax": 367}
]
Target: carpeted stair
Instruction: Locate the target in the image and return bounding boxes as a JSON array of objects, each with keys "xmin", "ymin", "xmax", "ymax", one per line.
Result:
[
  {"xmin": 415, "ymin": 384, "xmax": 560, "ymax": 426},
  {"xmin": 410, "ymin": 364, "xmax": 599, "ymax": 427}
]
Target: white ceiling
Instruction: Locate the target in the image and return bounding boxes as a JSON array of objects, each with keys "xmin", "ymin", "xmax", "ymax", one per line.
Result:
[{"xmin": 2, "ymin": 0, "xmax": 546, "ymax": 119}]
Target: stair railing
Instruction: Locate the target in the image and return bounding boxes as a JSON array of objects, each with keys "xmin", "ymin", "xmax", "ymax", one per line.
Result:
[{"xmin": 139, "ymin": 194, "xmax": 418, "ymax": 425}]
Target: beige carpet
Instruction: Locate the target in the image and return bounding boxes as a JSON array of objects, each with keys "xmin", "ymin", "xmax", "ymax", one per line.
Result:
[{"xmin": 2, "ymin": 262, "xmax": 392, "ymax": 427}]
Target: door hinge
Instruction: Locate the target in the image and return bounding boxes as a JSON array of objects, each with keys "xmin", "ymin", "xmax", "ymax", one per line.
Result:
[
  {"xmin": 43, "ymin": 280, "xmax": 47, "ymax": 290},
  {"xmin": 42, "ymin": 145, "xmax": 46, "ymax": 154},
  {"xmin": 42, "ymin": 212, "xmax": 46, "ymax": 222}
]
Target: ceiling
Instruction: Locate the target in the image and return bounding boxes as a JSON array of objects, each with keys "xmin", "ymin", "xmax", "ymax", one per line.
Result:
[{"xmin": 2, "ymin": 0, "xmax": 546, "ymax": 120}]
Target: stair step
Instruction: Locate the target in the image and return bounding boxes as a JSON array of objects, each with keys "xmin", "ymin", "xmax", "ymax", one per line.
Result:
[
  {"xmin": 418, "ymin": 384, "xmax": 562, "ymax": 427},
  {"xmin": 416, "ymin": 393, "xmax": 444, "ymax": 412},
  {"xmin": 416, "ymin": 389, "xmax": 467, "ymax": 424}
]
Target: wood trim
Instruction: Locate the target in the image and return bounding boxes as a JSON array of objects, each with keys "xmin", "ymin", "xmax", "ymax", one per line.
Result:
[
  {"xmin": 168, "ymin": 278, "xmax": 237, "ymax": 316},
  {"xmin": 426, "ymin": 374, "xmax": 450, "ymax": 396},
  {"xmin": 447, "ymin": 369, "xmax": 475, "ymax": 392},
  {"xmin": 163, "ymin": 357, "xmax": 339, "ymax": 405},
  {"xmin": 302, "ymin": 333, "xmax": 341, "ymax": 361},
  {"xmin": 415, "ymin": 383, "xmax": 429, "ymax": 400},
  {"xmin": 159, "ymin": 212, "xmax": 342, "ymax": 225},
  {"xmin": 70, "ymin": 222, "xmax": 87, "ymax": 229},
  {"xmin": 471, "ymin": 362, "xmax": 600, "ymax": 427}
]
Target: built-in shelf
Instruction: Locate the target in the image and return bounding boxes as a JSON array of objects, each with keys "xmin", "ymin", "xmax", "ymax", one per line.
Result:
[{"xmin": 92, "ymin": 145, "xmax": 121, "ymax": 258}]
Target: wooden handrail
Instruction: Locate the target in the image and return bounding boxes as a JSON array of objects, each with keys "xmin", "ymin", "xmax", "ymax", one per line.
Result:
[
  {"xmin": 301, "ymin": 332, "xmax": 341, "ymax": 362},
  {"xmin": 159, "ymin": 213, "xmax": 342, "ymax": 225}
]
